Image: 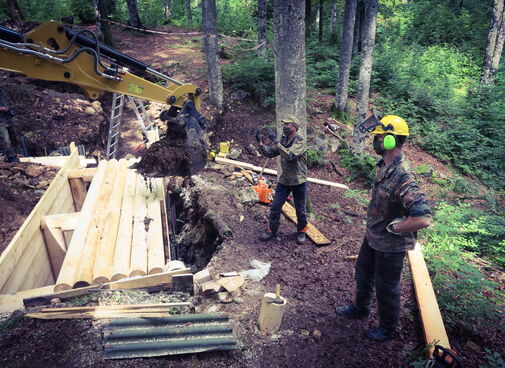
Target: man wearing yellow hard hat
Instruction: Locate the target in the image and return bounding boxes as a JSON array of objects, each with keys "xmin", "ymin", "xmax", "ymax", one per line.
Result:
[{"xmin": 336, "ymin": 113, "xmax": 432, "ymax": 341}]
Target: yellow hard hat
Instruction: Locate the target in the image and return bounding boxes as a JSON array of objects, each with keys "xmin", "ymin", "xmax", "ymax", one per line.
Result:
[{"xmin": 370, "ymin": 115, "xmax": 409, "ymax": 136}]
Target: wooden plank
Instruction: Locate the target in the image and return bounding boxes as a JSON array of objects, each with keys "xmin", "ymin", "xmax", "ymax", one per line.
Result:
[
  {"xmin": 74, "ymin": 160, "xmax": 118, "ymax": 288},
  {"xmin": 68, "ymin": 178, "xmax": 87, "ymax": 211},
  {"xmin": 26, "ymin": 311, "xmax": 173, "ymax": 319},
  {"xmin": 41, "ymin": 221, "xmax": 66, "ymax": 277},
  {"xmin": 0, "ymin": 285, "xmax": 54, "ymax": 313},
  {"xmin": 67, "ymin": 167, "xmax": 97, "ymax": 181},
  {"xmin": 0, "ymin": 144, "xmax": 80, "ymax": 293},
  {"xmin": 42, "ymin": 212, "xmax": 80, "ymax": 231},
  {"xmin": 55, "ymin": 160, "xmax": 108, "ymax": 292},
  {"xmin": 20, "ymin": 156, "xmax": 96, "ymax": 167},
  {"xmin": 23, "ymin": 268, "xmax": 192, "ymax": 308},
  {"xmin": 63, "ymin": 230, "xmax": 73, "ymax": 248},
  {"xmin": 49, "ymin": 181, "xmax": 76, "ymax": 215},
  {"xmin": 93, "ymin": 159, "xmax": 128, "ymax": 284},
  {"xmin": 281, "ymin": 202, "xmax": 331, "ymax": 245},
  {"xmin": 215, "ymin": 157, "xmax": 349, "ymax": 189},
  {"xmin": 111, "ymin": 166, "xmax": 137, "ymax": 281},
  {"xmin": 129, "ymin": 174, "xmax": 149, "ymax": 277},
  {"xmin": 408, "ymin": 245, "xmax": 450, "ymax": 355},
  {"xmin": 147, "ymin": 178, "xmax": 165, "ymax": 275}
]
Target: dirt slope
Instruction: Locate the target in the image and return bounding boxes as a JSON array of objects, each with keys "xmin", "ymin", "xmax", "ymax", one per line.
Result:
[{"xmin": 0, "ymin": 23, "xmax": 503, "ymax": 368}]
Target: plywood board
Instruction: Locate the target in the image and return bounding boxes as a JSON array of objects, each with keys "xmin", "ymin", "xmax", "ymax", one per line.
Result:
[{"xmin": 282, "ymin": 202, "xmax": 331, "ymax": 245}]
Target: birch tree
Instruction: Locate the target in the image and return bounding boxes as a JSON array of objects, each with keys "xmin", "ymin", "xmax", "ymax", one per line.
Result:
[
  {"xmin": 164, "ymin": 0, "xmax": 172, "ymax": 23},
  {"xmin": 335, "ymin": 0, "xmax": 357, "ymax": 115},
  {"xmin": 274, "ymin": 0, "xmax": 306, "ymax": 137},
  {"xmin": 354, "ymin": 0, "xmax": 378, "ymax": 155},
  {"xmin": 481, "ymin": 0, "xmax": 505, "ymax": 85},
  {"xmin": 202, "ymin": 0, "xmax": 224, "ymax": 108},
  {"xmin": 126, "ymin": 0, "xmax": 142, "ymax": 28},
  {"xmin": 258, "ymin": 0, "xmax": 267, "ymax": 58}
]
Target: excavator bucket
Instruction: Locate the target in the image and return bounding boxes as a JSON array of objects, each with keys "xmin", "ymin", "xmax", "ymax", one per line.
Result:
[{"xmin": 135, "ymin": 101, "xmax": 209, "ymax": 177}]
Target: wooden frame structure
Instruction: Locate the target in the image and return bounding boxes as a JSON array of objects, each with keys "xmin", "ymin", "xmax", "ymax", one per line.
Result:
[{"xmin": 0, "ymin": 143, "xmax": 172, "ymax": 311}]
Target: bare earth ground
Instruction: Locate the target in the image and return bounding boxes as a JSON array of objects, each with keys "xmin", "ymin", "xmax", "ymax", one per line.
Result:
[{"xmin": 0, "ymin": 23, "xmax": 503, "ymax": 368}]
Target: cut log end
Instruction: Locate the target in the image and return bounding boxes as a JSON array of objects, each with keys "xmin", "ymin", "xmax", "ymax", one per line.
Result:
[
  {"xmin": 54, "ymin": 283, "xmax": 72, "ymax": 292},
  {"xmin": 111, "ymin": 273, "xmax": 128, "ymax": 282},
  {"xmin": 73, "ymin": 281, "xmax": 91, "ymax": 289},
  {"xmin": 129, "ymin": 270, "xmax": 146, "ymax": 278},
  {"xmin": 148, "ymin": 268, "xmax": 164, "ymax": 275},
  {"xmin": 93, "ymin": 276, "xmax": 110, "ymax": 285}
]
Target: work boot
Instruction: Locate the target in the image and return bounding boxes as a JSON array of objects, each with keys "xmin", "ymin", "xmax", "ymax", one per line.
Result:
[
  {"xmin": 335, "ymin": 304, "xmax": 370, "ymax": 319},
  {"xmin": 296, "ymin": 232, "xmax": 306, "ymax": 245},
  {"xmin": 260, "ymin": 230, "xmax": 276, "ymax": 242},
  {"xmin": 367, "ymin": 326, "xmax": 397, "ymax": 341}
]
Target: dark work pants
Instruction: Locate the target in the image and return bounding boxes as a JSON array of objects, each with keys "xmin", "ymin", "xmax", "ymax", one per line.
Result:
[
  {"xmin": 269, "ymin": 182, "xmax": 308, "ymax": 233},
  {"xmin": 354, "ymin": 237, "xmax": 406, "ymax": 331}
]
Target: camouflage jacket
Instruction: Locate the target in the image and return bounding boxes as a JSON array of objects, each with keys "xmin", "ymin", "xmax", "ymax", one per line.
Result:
[
  {"xmin": 260, "ymin": 134, "xmax": 307, "ymax": 186},
  {"xmin": 366, "ymin": 153, "xmax": 432, "ymax": 252}
]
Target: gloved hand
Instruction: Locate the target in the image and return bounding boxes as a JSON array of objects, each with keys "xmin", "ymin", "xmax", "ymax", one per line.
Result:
[
  {"xmin": 254, "ymin": 128, "xmax": 261, "ymax": 142},
  {"xmin": 386, "ymin": 216, "xmax": 405, "ymax": 235},
  {"xmin": 266, "ymin": 128, "xmax": 279, "ymax": 144}
]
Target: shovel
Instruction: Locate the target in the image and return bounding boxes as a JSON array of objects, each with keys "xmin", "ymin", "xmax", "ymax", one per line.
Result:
[{"xmin": 265, "ymin": 284, "xmax": 283, "ymax": 304}]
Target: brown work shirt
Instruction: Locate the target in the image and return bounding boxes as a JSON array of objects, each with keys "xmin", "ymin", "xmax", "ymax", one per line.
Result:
[{"xmin": 366, "ymin": 153, "xmax": 432, "ymax": 252}]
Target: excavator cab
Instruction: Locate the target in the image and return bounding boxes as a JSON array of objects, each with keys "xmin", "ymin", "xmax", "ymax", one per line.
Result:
[{"xmin": 0, "ymin": 22, "xmax": 208, "ymax": 175}]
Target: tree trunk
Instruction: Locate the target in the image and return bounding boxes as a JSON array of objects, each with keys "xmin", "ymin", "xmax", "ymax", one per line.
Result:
[
  {"xmin": 318, "ymin": 0, "xmax": 324, "ymax": 43},
  {"xmin": 7, "ymin": 0, "xmax": 24, "ymax": 21},
  {"xmin": 305, "ymin": 0, "xmax": 313, "ymax": 38},
  {"xmin": 491, "ymin": 10, "xmax": 505, "ymax": 76},
  {"xmin": 274, "ymin": 0, "xmax": 307, "ymax": 137},
  {"xmin": 202, "ymin": 0, "xmax": 224, "ymax": 108},
  {"xmin": 258, "ymin": 0, "xmax": 268, "ymax": 57},
  {"xmin": 352, "ymin": 0, "xmax": 365, "ymax": 55},
  {"xmin": 93, "ymin": 0, "xmax": 114, "ymax": 47},
  {"xmin": 126, "ymin": 0, "xmax": 142, "ymax": 28},
  {"xmin": 481, "ymin": 0, "xmax": 505, "ymax": 85},
  {"xmin": 335, "ymin": 0, "xmax": 357, "ymax": 114},
  {"xmin": 164, "ymin": 0, "xmax": 172, "ymax": 23},
  {"xmin": 354, "ymin": 0, "xmax": 378, "ymax": 155},
  {"xmin": 329, "ymin": 2, "xmax": 337, "ymax": 42},
  {"xmin": 186, "ymin": 0, "xmax": 193, "ymax": 25}
]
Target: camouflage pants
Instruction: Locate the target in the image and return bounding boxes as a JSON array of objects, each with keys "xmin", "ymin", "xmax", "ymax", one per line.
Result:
[{"xmin": 354, "ymin": 237, "xmax": 406, "ymax": 331}]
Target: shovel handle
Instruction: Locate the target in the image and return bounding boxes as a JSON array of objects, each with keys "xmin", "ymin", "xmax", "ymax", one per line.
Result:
[{"xmin": 276, "ymin": 284, "xmax": 280, "ymax": 299}]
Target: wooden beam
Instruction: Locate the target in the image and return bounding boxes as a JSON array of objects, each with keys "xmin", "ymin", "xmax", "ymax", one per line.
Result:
[
  {"xmin": 215, "ymin": 157, "xmax": 349, "ymax": 189},
  {"xmin": 74, "ymin": 160, "xmax": 118, "ymax": 288},
  {"xmin": 93, "ymin": 159, "xmax": 128, "ymax": 284},
  {"xmin": 41, "ymin": 220, "xmax": 66, "ymax": 278},
  {"xmin": 20, "ymin": 156, "xmax": 96, "ymax": 167},
  {"xmin": 41, "ymin": 302, "xmax": 192, "ymax": 312},
  {"xmin": 129, "ymin": 174, "xmax": 150, "ymax": 277},
  {"xmin": 147, "ymin": 178, "xmax": 165, "ymax": 275},
  {"xmin": 408, "ymin": 245, "xmax": 450, "ymax": 356},
  {"xmin": 23, "ymin": 267, "xmax": 192, "ymax": 308},
  {"xmin": 0, "ymin": 143, "xmax": 80, "ymax": 293},
  {"xmin": 68, "ymin": 178, "xmax": 87, "ymax": 211},
  {"xmin": 55, "ymin": 160, "xmax": 108, "ymax": 292},
  {"xmin": 282, "ymin": 202, "xmax": 331, "ymax": 246},
  {"xmin": 67, "ymin": 167, "xmax": 98, "ymax": 181},
  {"xmin": 26, "ymin": 311, "xmax": 174, "ymax": 319},
  {"xmin": 111, "ymin": 164, "xmax": 137, "ymax": 281}
]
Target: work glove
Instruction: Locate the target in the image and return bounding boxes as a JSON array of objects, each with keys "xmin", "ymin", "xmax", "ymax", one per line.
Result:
[
  {"xmin": 386, "ymin": 216, "xmax": 405, "ymax": 235},
  {"xmin": 254, "ymin": 128, "xmax": 261, "ymax": 142},
  {"xmin": 266, "ymin": 128, "xmax": 279, "ymax": 144}
]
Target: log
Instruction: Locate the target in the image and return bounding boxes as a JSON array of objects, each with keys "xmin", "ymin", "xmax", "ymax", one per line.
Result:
[
  {"xmin": 74, "ymin": 160, "xmax": 118, "ymax": 288},
  {"xmin": 20, "ymin": 156, "xmax": 96, "ymax": 167},
  {"xmin": 55, "ymin": 160, "xmax": 108, "ymax": 292},
  {"xmin": 111, "ymin": 165, "xmax": 138, "ymax": 281},
  {"xmin": 67, "ymin": 167, "xmax": 98, "ymax": 181},
  {"xmin": 24, "ymin": 268, "xmax": 191, "ymax": 308},
  {"xmin": 147, "ymin": 178, "xmax": 166, "ymax": 275},
  {"xmin": 26, "ymin": 311, "xmax": 173, "ymax": 319},
  {"xmin": 129, "ymin": 174, "xmax": 150, "ymax": 277},
  {"xmin": 93, "ymin": 159, "xmax": 128, "ymax": 284},
  {"xmin": 408, "ymin": 245, "xmax": 450, "ymax": 356},
  {"xmin": 215, "ymin": 157, "xmax": 349, "ymax": 189},
  {"xmin": 41, "ymin": 302, "xmax": 192, "ymax": 313}
]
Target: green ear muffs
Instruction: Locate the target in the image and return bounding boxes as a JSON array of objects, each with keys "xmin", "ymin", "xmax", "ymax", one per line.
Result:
[{"xmin": 383, "ymin": 134, "xmax": 396, "ymax": 150}]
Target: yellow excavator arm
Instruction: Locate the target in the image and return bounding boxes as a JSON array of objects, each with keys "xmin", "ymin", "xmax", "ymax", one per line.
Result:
[{"xmin": 0, "ymin": 21, "xmax": 208, "ymax": 174}]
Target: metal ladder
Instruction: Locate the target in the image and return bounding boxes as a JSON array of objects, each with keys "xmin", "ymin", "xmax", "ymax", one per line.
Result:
[
  {"xmin": 105, "ymin": 93, "xmax": 124, "ymax": 160},
  {"xmin": 105, "ymin": 94, "xmax": 154, "ymax": 159}
]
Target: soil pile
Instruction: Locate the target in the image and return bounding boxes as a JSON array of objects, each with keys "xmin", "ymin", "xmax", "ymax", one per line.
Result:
[{"xmin": 134, "ymin": 138, "xmax": 195, "ymax": 177}]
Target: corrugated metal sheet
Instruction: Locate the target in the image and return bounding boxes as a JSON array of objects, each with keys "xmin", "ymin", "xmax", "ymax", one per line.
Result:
[{"xmin": 103, "ymin": 313, "xmax": 238, "ymax": 359}]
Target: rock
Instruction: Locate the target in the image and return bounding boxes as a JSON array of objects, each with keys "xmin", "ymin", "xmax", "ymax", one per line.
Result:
[
  {"xmin": 229, "ymin": 147, "xmax": 242, "ymax": 159},
  {"xmin": 91, "ymin": 101, "xmax": 103, "ymax": 113},
  {"xmin": 236, "ymin": 187, "xmax": 258, "ymax": 206},
  {"xmin": 84, "ymin": 106, "xmax": 96, "ymax": 115},
  {"xmin": 312, "ymin": 330, "xmax": 322, "ymax": 340},
  {"xmin": 300, "ymin": 329, "xmax": 310, "ymax": 337},
  {"xmin": 207, "ymin": 305, "xmax": 220, "ymax": 313},
  {"xmin": 50, "ymin": 298, "xmax": 61, "ymax": 305},
  {"xmin": 231, "ymin": 89, "xmax": 250, "ymax": 101},
  {"xmin": 328, "ymin": 137, "xmax": 341, "ymax": 152},
  {"xmin": 315, "ymin": 133, "xmax": 328, "ymax": 151},
  {"xmin": 164, "ymin": 260, "xmax": 186, "ymax": 272}
]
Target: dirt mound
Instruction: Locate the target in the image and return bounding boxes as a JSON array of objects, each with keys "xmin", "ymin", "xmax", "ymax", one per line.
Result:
[{"xmin": 134, "ymin": 138, "xmax": 196, "ymax": 177}]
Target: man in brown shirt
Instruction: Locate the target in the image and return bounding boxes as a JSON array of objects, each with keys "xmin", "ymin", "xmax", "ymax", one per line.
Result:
[{"xmin": 336, "ymin": 115, "xmax": 432, "ymax": 341}]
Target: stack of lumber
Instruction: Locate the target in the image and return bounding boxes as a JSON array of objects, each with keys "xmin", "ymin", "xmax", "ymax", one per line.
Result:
[{"xmin": 55, "ymin": 158, "xmax": 168, "ymax": 292}]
